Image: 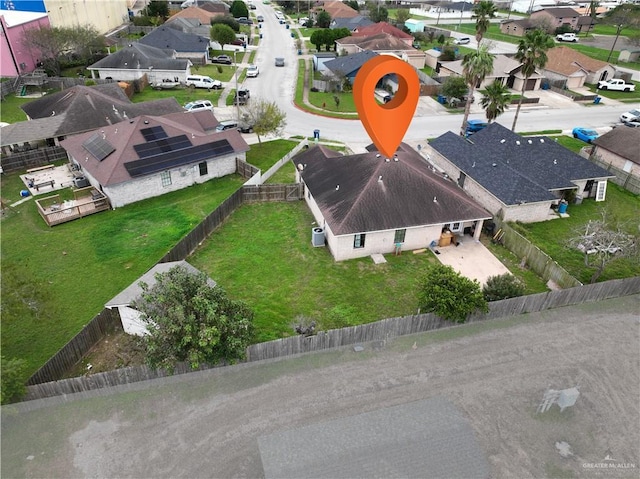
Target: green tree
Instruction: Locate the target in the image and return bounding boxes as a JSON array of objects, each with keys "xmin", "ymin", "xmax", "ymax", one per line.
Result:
[
  {"xmin": 241, "ymin": 98, "xmax": 287, "ymax": 145},
  {"xmin": 441, "ymin": 75, "xmax": 469, "ymax": 100},
  {"xmin": 310, "ymin": 29, "xmax": 330, "ymax": 50},
  {"xmin": 395, "ymin": 8, "xmax": 411, "ymax": 27},
  {"xmin": 368, "ymin": 3, "xmax": 388, "ymax": 23},
  {"xmin": 482, "ymin": 274, "xmax": 525, "ymax": 301},
  {"xmin": 461, "ymin": 45, "xmax": 494, "ymax": 134},
  {"xmin": 230, "ymin": 0, "xmax": 249, "ymax": 19},
  {"xmin": 132, "ymin": 266, "xmax": 255, "ymax": 371},
  {"xmin": 143, "ymin": 0, "xmax": 169, "ymax": 20},
  {"xmin": 480, "ymin": 80, "xmax": 511, "ymax": 123},
  {"xmin": 511, "ymin": 29, "xmax": 554, "ymax": 131},
  {"xmin": 210, "ymin": 23, "xmax": 237, "ymax": 49},
  {"xmin": 1, "ymin": 356, "xmax": 27, "ymax": 405},
  {"xmin": 345, "ymin": 0, "xmax": 360, "ymax": 11},
  {"xmin": 472, "ymin": 0, "xmax": 497, "ymax": 43},
  {"xmin": 416, "ymin": 264, "xmax": 488, "ymax": 323},
  {"xmin": 211, "ymin": 14, "xmax": 241, "ymax": 32},
  {"xmin": 316, "ymin": 10, "xmax": 331, "ymax": 28}
]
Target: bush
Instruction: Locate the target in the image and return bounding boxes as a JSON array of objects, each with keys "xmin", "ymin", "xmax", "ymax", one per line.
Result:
[
  {"xmin": 1, "ymin": 356, "xmax": 28, "ymax": 405},
  {"xmin": 85, "ymin": 79, "xmax": 96, "ymax": 86},
  {"xmin": 483, "ymin": 273, "xmax": 526, "ymax": 301},
  {"xmin": 417, "ymin": 264, "xmax": 488, "ymax": 322},
  {"xmin": 211, "ymin": 14, "xmax": 240, "ymax": 32}
]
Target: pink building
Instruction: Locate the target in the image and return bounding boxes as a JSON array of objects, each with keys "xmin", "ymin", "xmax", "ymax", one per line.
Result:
[{"xmin": 0, "ymin": 9, "xmax": 50, "ymax": 77}]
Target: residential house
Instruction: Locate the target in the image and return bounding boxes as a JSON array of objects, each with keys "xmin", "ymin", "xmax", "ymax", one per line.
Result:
[
  {"xmin": 197, "ymin": 1, "xmax": 230, "ymax": 15},
  {"xmin": 138, "ymin": 26, "xmax": 211, "ymax": 65},
  {"xmin": 529, "ymin": 7, "xmax": 582, "ymax": 33},
  {"xmin": 542, "ymin": 46, "xmax": 615, "ymax": 88},
  {"xmin": 313, "ymin": 1, "xmax": 359, "ymax": 21},
  {"xmin": 169, "ymin": 5, "xmax": 225, "ymax": 25},
  {"xmin": 499, "ymin": 18, "xmax": 536, "ymax": 37},
  {"xmin": 312, "ymin": 52, "xmax": 338, "ymax": 73},
  {"xmin": 294, "ymin": 143, "xmax": 492, "ymax": 261},
  {"xmin": 106, "ymin": 261, "xmax": 217, "ymax": 337},
  {"xmin": 591, "ymin": 127, "xmax": 640, "ymax": 185},
  {"xmin": 59, "ymin": 111, "xmax": 249, "ymax": 208},
  {"xmin": 0, "ymin": 9, "xmax": 50, "ymax": 76},
  {"xmin": 87, "ymin": 43, "xmax": 192, "ymax": 83},
  {"xmin": 352, "ymin": 22, "xmax": 414, "ymax": 47},
  {"xmin": 322, "ymin": 50, "xmax": 378, "ymax": 83},
  {"xmin": 425, "ymin": 123, "xmax": 614, "ymax": 223},
  {"xmin": 439, "ymin": 54, "xmax": 541, "ymax": 91},
  {"xmin": 1, "ymin": 83, "xmax": 182, "ymax": 153},
  {"xmin": 330, "ymin": 16, "xmax": 373, "ymax": 32},
  {"xmin": 336, "ymin": 33, "xmax": 426, "ymax": 68}
]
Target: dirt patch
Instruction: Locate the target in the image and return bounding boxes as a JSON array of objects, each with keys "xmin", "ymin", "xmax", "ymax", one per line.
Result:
[{"xmin": 63, "ymin": 330, "xmax": 146, "ymax": 378}]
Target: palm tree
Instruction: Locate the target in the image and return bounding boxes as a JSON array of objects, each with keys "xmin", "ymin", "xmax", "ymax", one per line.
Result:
[
  {"xmin": 480, "ymin": 80, "xmax": 511, "ymax": 123},
  {"xmin": 511, "ymin": 29, "xmax": 554, "ymax": 131},
  {"xmin": 460, "ymin": 45, "xmax": 495, "ymax": 135},
  {"xmin": 472, "ymin": 1, "xmax": 497, "ymax": 43}
]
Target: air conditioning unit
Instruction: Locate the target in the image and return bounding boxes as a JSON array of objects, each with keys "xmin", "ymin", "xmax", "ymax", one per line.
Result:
[
  {"xmin": 312, "ymin": 227, "xmax": 325, "ymax": 247},
  {"xmin": 73, "ymin": 176, "xmax": 90, "ymax": 188}
]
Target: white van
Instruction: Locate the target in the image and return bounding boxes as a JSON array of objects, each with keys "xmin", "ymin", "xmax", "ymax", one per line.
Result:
[
  {"xmin": 185, "ymin": 75, "xmax": 222, "ymax": 90},
  {"xmin": 374, "ymin": 89, "xmax": 392, "ymax": 103}
]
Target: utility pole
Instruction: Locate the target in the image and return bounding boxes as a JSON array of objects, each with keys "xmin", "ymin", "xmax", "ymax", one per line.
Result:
[
  {"xmin": 607, "ymin": 24, "xmax": 623, "ymax": 62},
  {"xmin": 234, "ymin": 50, "xmax": 240, "ymax": 122}
]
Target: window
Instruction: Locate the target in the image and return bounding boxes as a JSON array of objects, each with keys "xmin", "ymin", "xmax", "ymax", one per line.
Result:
[
  {"xmin": 449, "ymin": 222, "xmax": 462, "ymax": 232},
  {"xmin": 161, "ymin": 171, "xmax": 171, "ymax": 187},
  {"xmin": 198, "ymin": 161, "xmax": 208, "ymax": 176},
  {"xmin": 595, "ymin": 181, "xmax": 607, "ymax": 201},
  {"xmin": 354, "ymin": 233, "xmax": 366, "ymax": 248},
  {"xmin": 458, "ymin": 172, "xmax": 466, "ymax": 188},
  {"xmin": 394, "ymin": 229, "xmax": 406, "ymax": 244}
]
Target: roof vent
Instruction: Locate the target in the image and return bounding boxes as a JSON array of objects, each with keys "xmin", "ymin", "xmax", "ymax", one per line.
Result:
[
  {"xmin": 394, "ymin": 156, "xmax": 399, "ymax": 162},
  {"xmin": 500, "ymin": 139, "xmax": 505, "ymax": 143},
  {"xmin": 297, "ymin": 164, "xmax": 304, "ymax": 171},
  {"xmin": 472, "ymin": 161, "xmax": 476, "ymax": 167},
  {"xmin": 540, "ymin": 138, "xmax": 545, "ymax": 143},
  {"xmin": 376, "ymin": 153, "xmax": 381, "ymax": 158},
  {"xmin": 144, "ymin": 120, "xmax": 149, "ymax": 124},
  {"xmin": 335, "ymin": 185, "xmax": 339, "ymax": 191},
  {"xmin": 516, "ymin": 140, "xmax": 520, "ymax": 145},
  {"xmin": 433, "ymin": 196, "xmax": 437, "ymax": 202},
  {"xmin": 385, "ymin": 158, "xmax": 390, "ymax": 162},
  {"xmin": 528, "ymin": 139, "xmax": 532, "ymax": 144},
  {"xmin": 492, "ymin": 163, "xmax": 497, "ymax": 167},
  {"xmin": 378, "ymin": 175, "xmax": 383, "ymax": 182},
  {"xmin": 554, "ymin": 159, "xmax": 557, "ymax": 165}
]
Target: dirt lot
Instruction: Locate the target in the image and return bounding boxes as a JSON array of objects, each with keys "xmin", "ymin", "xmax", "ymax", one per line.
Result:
[{"xmin": 2, "ymin": 295, "xmax": 639, "ymax": 479}]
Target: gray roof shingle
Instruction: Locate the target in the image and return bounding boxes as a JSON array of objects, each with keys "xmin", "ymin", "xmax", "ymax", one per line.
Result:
[
  {"xmin": 88, "ymin": 43, "xmax": 189, "ymax": 71},
  {"xmin": 592, "ymin": 127, "xmax": 640, "ymax": 165},
  {"xmin": 323, "ymin": 50, "xmax": 378, "ymax": 77},
  {"xmin": 296, "ymin": 144, "xmax": 491, "ymax": 236},
  {"xmin": 138, "ymin": 26, "xmax": 209, "ymax": 53},
  {"xmin": 429, "ymin": 123, "xmax": 613, "ymax": 205}
]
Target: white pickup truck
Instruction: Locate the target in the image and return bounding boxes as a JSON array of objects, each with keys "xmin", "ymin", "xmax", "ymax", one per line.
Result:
[
  {"xmin": 597, "ymin": 78, "xmax": 636, "ymax": 92},
  {"xmin": 555, "ymin": 33, "xmax": 578, "ymax": 42}
]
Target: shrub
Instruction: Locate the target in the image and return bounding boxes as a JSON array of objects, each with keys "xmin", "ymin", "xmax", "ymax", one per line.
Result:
[
  {"xmin": 483, "ymin": 273, "xmax": 526, "ymax": 301},
  {"xmin": 1, "ymin": 356, "xmax": 28, "ymax": 405}
]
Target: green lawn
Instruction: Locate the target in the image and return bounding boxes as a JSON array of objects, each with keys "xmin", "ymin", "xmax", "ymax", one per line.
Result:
[
  {"xmin": 585, "ymin": 82, "xmax": 640, "ymax": 102},
  {"xmin": 132, "ymin": 85, "xmax": 223, "ymax": 107},
  {"xmin": 246, "ymin": 139, "xmax": 299, "ymax": 171},
  {"xmin": 512, "ymin": 184, "xmax": 640, "ymax": 284},
  {"xmin": 555, "ymin": 135, "xmax": 590, "ymax": 153},
  {"xmin": 0, "ymin": 93, "xmax": 32, "ymax": 123},
  {"xmin": 265, "ymin": 161, "xmax": 297, "ymax": 183},
  {"xmin": 308, "ymin": 90, "xmax": 357, "ymax": 112}
]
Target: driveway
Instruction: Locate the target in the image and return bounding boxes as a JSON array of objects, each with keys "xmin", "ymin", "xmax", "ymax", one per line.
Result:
[{"xmin": 431, "ymin": 234, "xmax": 510, "ymax": 285}]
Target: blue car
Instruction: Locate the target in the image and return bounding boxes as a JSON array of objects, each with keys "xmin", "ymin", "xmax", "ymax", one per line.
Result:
[
  {"xmin": 572, "ymin": 127, "xmax": 599, "ymax": 143},
  {"xmin": 465, "ymin": 119, "xmax": 488, "ymax": 137}
]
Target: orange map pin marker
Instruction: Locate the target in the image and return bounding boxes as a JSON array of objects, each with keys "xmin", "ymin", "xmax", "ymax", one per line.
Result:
[{"xmin": 353, "ymin": 56, "xmax": 420, "ymax": 158}]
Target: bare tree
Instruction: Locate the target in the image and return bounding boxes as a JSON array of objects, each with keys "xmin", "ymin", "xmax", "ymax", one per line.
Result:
[
  {"xmin": 567, "ymin": 209, "xmax": 639, "ymax": 283},
  {"xmin": 241, "ymin": 98, "xmax": 286, "ymax": 145}
]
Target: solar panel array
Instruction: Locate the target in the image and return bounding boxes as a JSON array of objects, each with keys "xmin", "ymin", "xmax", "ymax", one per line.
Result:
[
  {"xmin": 125, "ymin": 139, "xmax": 235, "ymax": 177},
  {"xmin": 140, "ymin": 126, "xmax": 168, "ymax": 141},
  {"xmin": 82, "ymin": 134, "xmax": 116, "ymax": 161},
  {"xmin": 134, "ymin": 135, "xmax": 192, "ymax": 158}
]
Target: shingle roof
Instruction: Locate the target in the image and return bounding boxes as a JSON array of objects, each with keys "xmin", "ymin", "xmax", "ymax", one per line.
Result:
[
  {"xmin": 60, "ymin": 111, "xmax": 248, "ymax": 186},
  {"xmin": 441, "ymin": 55, "xmax": 522, "ymax": 79},
  {"xmin": 592, "ymin": 127, "xmax": 640, "ymax": 165},
  {"xmin": 330, "ymin": 16, "xmax": 373, "ymax": 31},
  {"xmin": 500, "ymin": 18, "xmax": 535, "ymax": 29},
  {"xmin": 0, "ymin": 115, "xmax": 66, "ymax": 147},
  {"xmin": 88, "ymin": 43, "xmax": 190, "ymax": 71},
  {"xmin": 169, "ymin": 6, "xmax": 222, "ymax": 24},
  {"xmin": 19, "ymin": 84, "xmax": 183, "ymax": 139},
  {"xmin": 337, "ymin": 33, "xmax": 417, "ymax": 51},
  {"xmin": 138, "ymin": 26, "xmax": 209, "ymax": 53},
  {"xmin": 535, "ymin": 7, "xmax": 580, "ymax": 17},
  {"xmin": 323, "ymin": 50, "xmax": 378, "ymax": 76},
  {"xmin": 353, "ymin": 22, "xmax": 413, "ymax": 40},
  {"xmin": 317, "ymin": 1, "xmax": 360, "ymax": 19},
  {"xmin": 295, "ymin": 144, "xmax": 491, "ymax": 236},
  {"xmin": 429, "ymin": 123, "xmax": 613, "ymax": 206},
  {"xmin": 544, "ymin": 46, "xmax": 610, "ymax": 76}
]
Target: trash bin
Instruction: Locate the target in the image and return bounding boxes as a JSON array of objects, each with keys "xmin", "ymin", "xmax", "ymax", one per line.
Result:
[
  {"xmin": 291, "ymin": 32, "xmax": 295, "ymax": 38},
  {"xmin": 558, "ymin": 200, "xmax": 568, "ymax": 214},
  {"xmin": 574, "ymin": 195, "xmax": 583, "ymax": 205},
  {"xmin": 259, "ymin": 33, "xmax": 263, "ymax": 39},
  {"xmin": 313, "ymin": 129, "xmax": 320, "ymax": 140},
  {"xmin": 20, "ymin": 189, "xmax": 29, "ymax": 197},
  {"xmin": 593, "ymin": 96, "xmax": 601, "ymax": 104},
  {"xmin": 437, "ymin": 95, "xmax": 446, "ymax": 104},
  {"xmin": 286, "ymin": 24, "xmax": 290, "ymax": 29}
]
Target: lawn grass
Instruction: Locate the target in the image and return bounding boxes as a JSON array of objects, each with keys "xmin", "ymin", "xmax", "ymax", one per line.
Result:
[
  {"xmin": 0, "ymin": 173, "xmax": 246, "ymax": 374},
  {"xmin": 246, "ymin": 139, "xmax": 299, "ymax": 171},
  {"xmin": 591, "ymin": 24, "xmax": 638, "ymax": 36},
  {"xmin": 555, "ymin": 135, "xmax": 590, "ymax": 153},
  {"xmin": 131, "ymin": 85, "xmax": 223, "ymax": 107},
  {"xmin": 308, "ymin": 90, "xmax": 357, "ymax": 112},
  {"xmin": 0, "ymin": 93, "xmax": 33, "ymax": 123},
  {"xmin": 265, "ymin": 161, "xmax": 296, "ymax": 183},
  {"xmin": 188, "ymin": 201, "xmax": 441, "ymax": 342},
  {"xmin": 585, "ymin": 82, "xmax": 640, "ymax": 102},
  {"xmin": 512, "ymin": 184, "xmax": 640, "ymax": 284}
]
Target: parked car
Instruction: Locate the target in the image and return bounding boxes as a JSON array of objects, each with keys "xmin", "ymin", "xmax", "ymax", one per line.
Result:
[
  {"xmin": 184, "ymin": 100, "xmax": 214, "ymax": 112},
  {"xmin": 257, "ymin": 15, "xmax": 264, "ymax": 22},
  {"xmin": 598, "ymin": 79, "xmax": 635, "ymax": 92},
  {"xmin": 212, "ymin": 55, "xmax": 233, "ymax": 65},
  {"xmin": 623, "ymin": 118, "xmax": 640, "ymax": 128},
  {"xmin": 555, "ymin": 32, "xmax": 578, "ymax": 42},
  {"xmin": 231, "ymin": 38, "xmax": 247, "ymax": 47},
  {"xmin": 233, "ymin": 88, "xmax": 250, "ymax": 105},
  {"xmin": 572, "ymin": 127, "xmax": 599, "ymax": 143},
  {"xmin": 236, "ymin": 17, "xmax": 253, "ymax": 25},
  {"xmin": 299, "ymin": 17, "xmax": 309, "ymax": 24},
  {"xmin": 185, "ymin": 75, "xmax": 222, "ymax": 89},
  {"xmin": 216, "ymin": 120, "xmax": 239, "ymax": 132},
  {"xmin": 620, "ymin": 108, "xmax": 640, "ymax": 123},
  {"xmin": 465, "ymin": 119, "xmax": 488, "ymax": 137},
  {"xmin": 246, "ymin": 64, "xmax": 259, "ymax": 77},
  {"xmin": 454, "ymin": 37, "xmax": 470, "ymax": 45},
  {"xmin": 238, "ymin": 122, "xmax": 254, "ymax": 133},
  {"xmin": 275, "ymin": 57, "xmax": 285, "ymax": 67},
  {"xmin": 248, "ymin": 1, "xmax": 256, "ymax": 9}
]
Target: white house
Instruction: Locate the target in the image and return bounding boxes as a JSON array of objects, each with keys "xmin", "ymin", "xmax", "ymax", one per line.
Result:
[
  {"xmin": 59, "ymin": 111, "xmax": 249, "ymax": 208},
  {"xmin": 106, "ymin": 261, "xmax": 216, "ymax": 336},
  {"xmin": 294, "ymin": 143, "xmax": 492, "ymax": 261}
]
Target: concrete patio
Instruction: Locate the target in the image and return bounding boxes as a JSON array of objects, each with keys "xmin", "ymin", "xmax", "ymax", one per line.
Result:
[{"xmin": 432, "ymin": 234, "xmax": 510, "ymax": 285}]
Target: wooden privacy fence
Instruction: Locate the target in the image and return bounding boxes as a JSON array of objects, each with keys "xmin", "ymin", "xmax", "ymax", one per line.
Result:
[
  {"xmin": 243, "ymin": 183, "xmax": 304, "ymax": 202},
  {"xmin": 1, "ymin": 146, "xmax": 68, "ymax": 172},
  {"xmin": 496, "ymin": 221, "xmax": 582, "ymax": 289},
  {"xmin": 590, "ymin": 156, "xmax": 640, "ymax": 195},
  {"xmin": 23, "ymin": 276, "xmax": 640, "ymax": 400},
  {"xmin": 27, "ymin": 308, "xmax": 123, "ymax": 386}
]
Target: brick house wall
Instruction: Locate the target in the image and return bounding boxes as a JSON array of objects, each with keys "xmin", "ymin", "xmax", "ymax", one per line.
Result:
[{"xmin": 592, "ymin": 148, "xmax": 639, "ymax": 180}]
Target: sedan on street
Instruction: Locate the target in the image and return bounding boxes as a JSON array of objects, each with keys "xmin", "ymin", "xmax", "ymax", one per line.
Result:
[
  {"xmin": 246, "ymin": 64, "xmax": 259, "ymax": 77},
  {"xmin": 572, "ymin": 127, "xmax": 599, "ymax": 143},
  {"xmin": 212, "ymin": 55, "xmax": 232, "ymax": 65},
  {"xmin": 275, "ymin": 57, "xmax": 285, "ymax": 67}
]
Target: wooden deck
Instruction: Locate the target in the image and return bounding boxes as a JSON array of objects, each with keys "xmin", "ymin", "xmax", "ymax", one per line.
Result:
[{"xmin": 36, "ymin": 187, "xmax": 110, "ymax": 226}]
